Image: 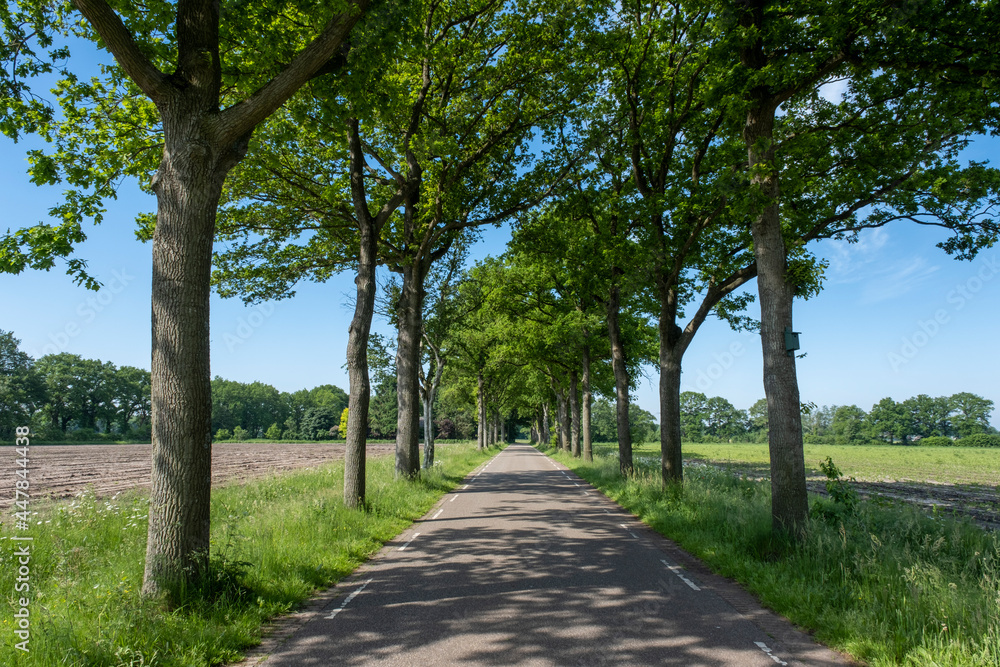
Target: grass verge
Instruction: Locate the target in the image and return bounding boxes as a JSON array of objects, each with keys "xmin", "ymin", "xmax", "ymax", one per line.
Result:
[
  {"xmin": 545, "ymin": 444, "xmax": 1000, "ymax": 667},
  {"xmin": 0, "ymin": 442, "xmax": 500, "ymax": 666}
]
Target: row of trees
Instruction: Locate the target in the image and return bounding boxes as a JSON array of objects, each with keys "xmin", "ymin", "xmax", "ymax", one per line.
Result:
[
  {"xmin": 3, "ymin": 0, "xmax": 998, "ymax": 598},
  {"xmin": 680, "ymin": 392, "xmax": 996, "ymax": 445},
  {"xmin": 0, "ymin": 330, "xmax": 150, "ymax": 441}
]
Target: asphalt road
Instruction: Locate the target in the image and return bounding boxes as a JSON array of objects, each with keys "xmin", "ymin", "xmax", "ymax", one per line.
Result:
[{"xmin": 253, "ymin": 444, "xmax": 850, "ymax": 666}]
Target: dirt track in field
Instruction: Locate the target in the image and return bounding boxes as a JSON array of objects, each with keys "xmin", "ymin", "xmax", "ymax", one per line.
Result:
[{"xmin": 0, "ymin": 442, "xmax": 395, "ymax": 509}]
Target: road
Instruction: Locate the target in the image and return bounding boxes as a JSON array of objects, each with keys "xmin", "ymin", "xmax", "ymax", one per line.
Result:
[{"xmin": 251, "ymin": 444, "xmax": 850, "ymax": 666}]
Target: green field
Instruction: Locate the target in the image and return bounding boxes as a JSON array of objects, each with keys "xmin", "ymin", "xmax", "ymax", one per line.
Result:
[{"xmin": 607, "ymin": 441, "xmax": 1000, "ymax": 487}]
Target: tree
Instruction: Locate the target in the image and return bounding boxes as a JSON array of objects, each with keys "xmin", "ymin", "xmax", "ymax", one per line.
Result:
[
  {"xmin": 265, "ymin": 423, "xmax": 282, "ymax": 440},
  {"xmin": 112, "ymin": 365, "xmax": 151, "ymax": 435},
  {"xmin": 0, "ymin": 331, "xmax": 46, "ymax": 440},
  {"xmin": 0, "ymin": 0, "xmax": 372, "ymax": 597},
  {"xmin": 34, "ymin": 353, "xmax": 115, "ymax": 433},
  {"xmin": 300, "ymin": 407, "xmax": 339, "ymax": 441},
  {"xmin": 948, "ymin": 392, "xmax": 994, "ymax": 438},
  {"xmin": 867, "ymin": 397, "xmax": 909, "ymax": 445},
  {"xmin": 831, "ymin": 405, "xmax": 867, "ymax": 445}
]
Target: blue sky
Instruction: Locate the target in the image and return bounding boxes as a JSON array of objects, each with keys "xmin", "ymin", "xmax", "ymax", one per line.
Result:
[
  {"xmin": 2, "ymin": 42, "xmax": 999, "ymax": 429},
  {"xmin": 2, "ymin": 127, "xmax": 998, "ymax": 429}
]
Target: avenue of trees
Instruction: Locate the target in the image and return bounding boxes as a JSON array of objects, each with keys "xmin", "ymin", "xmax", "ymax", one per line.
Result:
[{"xmin": 2, "ymin": 0, "xmax": 999, "ymax": 597}]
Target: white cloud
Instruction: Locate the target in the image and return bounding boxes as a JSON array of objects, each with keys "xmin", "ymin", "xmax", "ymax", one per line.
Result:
[{"xmin": 858, "ymin": 257, "xmax": 941, "ymax": 304}]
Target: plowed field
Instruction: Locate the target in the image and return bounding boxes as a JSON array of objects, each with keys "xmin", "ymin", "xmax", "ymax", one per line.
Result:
[{"xmin": 0, "ymin": 442, "xmax": 395, "ymax": 509}]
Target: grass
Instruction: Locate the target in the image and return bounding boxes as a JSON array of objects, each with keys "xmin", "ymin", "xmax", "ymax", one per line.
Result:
[
  {"xmin": 621, "ymin": 441, "xmax": 1000, "ymax": 487},
  {"xmin": 546, "ymin": 444, "xmax": 1000, "ymax": 667},
  {"xmin": 0, "ymin": 441, "xmax": 500, "ymax": 666}
]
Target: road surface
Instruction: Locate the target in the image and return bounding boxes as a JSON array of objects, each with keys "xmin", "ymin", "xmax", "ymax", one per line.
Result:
[{"xmin": 250, "ymin": 444, "xmax": 850, "ymax": 666}]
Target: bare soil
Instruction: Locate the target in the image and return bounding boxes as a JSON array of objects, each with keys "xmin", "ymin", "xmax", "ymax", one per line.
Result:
[{"xmin": 0, "ymin": 442, "xmax": 395, "ymax": 509}]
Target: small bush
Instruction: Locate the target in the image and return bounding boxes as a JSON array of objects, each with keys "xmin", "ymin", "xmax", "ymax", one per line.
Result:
[
  {"xmin": 918, "ymin": 436, "xmax": 954, "ymax": 447},
  {"xmin": 232, "ymin": 426, "xmax": 249, "ymax": 442},
  {"xmin": 265, "ymin": 423, "xmax": 282, "ymax": 440},
  {"xmin": 215, "ymin": 428, "xmax": 231, "ymax": 441},
  {"xmin": 956, "ymin": 433, "xmax": 1000, "ymax": 448}
]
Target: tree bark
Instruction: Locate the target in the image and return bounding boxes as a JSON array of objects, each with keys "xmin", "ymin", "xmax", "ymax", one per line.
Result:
[
  {"xmin": 557, "ymin": 390, "xmax": 570, "ymax": 452},
  {"xmin": 477, "ymin": 371, "xmax": 486, "ymax": 450},
  {"xmin": 421, "ymin": 338, "xmax": 444, "ymax": 469},
  {"xmin": 581, "ymin": 344, "xmax": 593, "ymax": 462},
  {"xmin": 541, "ymin": 402, "xmax": 550, "ymax": 447},
  {"xmin": 607, "ymin": 277, "xmax": 633, "ymax": 475},
  {"xmin": 741, "ymin": 0, "xmax": 809, "ymax": 536},
  {"xmin": 344, "ymin": 222, "xmax": 377, "ymax": 508},
  {"xmin": 660, "ymin": 341, "xmax": 684, "ymax": 485},
  {"xmin": 569, "ymin": 370, "xmax": 581, "ymax": 457},
  {"xmin": 144, "ymin": 144, "xmax": 227, "ymax": 598},
  {"xmin": 395, "ymin": 264, "xmax": 425, "ymax": 477}
]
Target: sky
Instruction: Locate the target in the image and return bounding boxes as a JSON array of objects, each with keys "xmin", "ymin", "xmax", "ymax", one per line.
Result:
[{"xmin": 2, "ymin": 44, "xmax": 999, "ymax": 430}]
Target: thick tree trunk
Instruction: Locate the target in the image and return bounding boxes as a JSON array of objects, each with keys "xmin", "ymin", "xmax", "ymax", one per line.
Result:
[
  {"xmin": 745, "ymin": 99, "xmax": 808, "ymax": 535},
  {"xmin": 143, "ymin": 137, "xmax": 232, "ymax": 597},
  {"xmin": 607, "ymin": 279, "xmax": 633, "ymax": 475},
  {"xmin": 660, "ymin": 342, "xmax": 684, "ymax": 485},
  {"xmin": 569, "ymin": 370, "xmax": 581, "ymax": 457},
  {"xmin": 581, "ymin": 345, "xmax": 593, "ymax": 462},
  {"xmin": 395, "ymin": 264, "xmax": 424, "ymax": 477},
  {"xmin": 344, "ymin": 223, "xmax": 378, "ymax": 509}
]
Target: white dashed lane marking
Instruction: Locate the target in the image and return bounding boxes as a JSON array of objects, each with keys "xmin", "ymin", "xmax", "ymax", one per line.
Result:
[
  {"xmin": 754, "ymin": 642, "xmax": 788, "ymax": 665},
  {"xmin": 325, "ymin": 578, "xmax": 373, "ymax": 619},
  {"xmin": 619, "ymin": 523, "xmax": 639, "ymax": 539},
  {"xmin": 431, "ymin": 509, "xmax": 444, "ymax": 520},
  {"xmin": 398, "ymin": 533, "xmax": 420, "ymax": 551},
  {"xmin": 660, "ymin": 559, "xmax": 701, "ymax": 591}
]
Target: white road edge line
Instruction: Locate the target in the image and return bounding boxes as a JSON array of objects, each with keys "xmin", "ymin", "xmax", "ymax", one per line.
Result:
[
  {"xmin": 660, "ymin": 559, "xmax": 701, "ymax": 591},
  {"xmin": 754, "ymin": 641, "xmax": 788, "ymax": 666},
  {"xmin": 431, "ymin": 509, "xmax": 444, "ymax": 520},
  {"xmin": 398, "ymin": 532, "xmax": 421, "ymax": 551},
  {"xmin": 325, "ymin": 577, "xmax": 373, "ymax": 619}
]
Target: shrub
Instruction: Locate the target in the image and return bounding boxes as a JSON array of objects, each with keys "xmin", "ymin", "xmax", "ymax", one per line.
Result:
[
  {"xmin": 215, "ymin": 428, "xmax": 231, "ymax": 441},
  {"xmin": 957, "ymin": 433, "xmax": 1000, "ymax": 448},
  {"xmin": 918, "ymin": 435, "xmax": 954, "ymax": 447},
  {"xmin": 338, "ymin": 408, "xmax": 349, "ymax": 438},
  {"xmin": 264, "ymin": 423, "xmax": 282, "ymax": 440},
  {"xmin": 232, "ymin": 426, "xmax": 249, "ymax": 442}
]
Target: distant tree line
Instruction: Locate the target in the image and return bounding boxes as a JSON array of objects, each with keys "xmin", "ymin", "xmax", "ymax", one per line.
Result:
[
  {"xmin": 680, "ymin": 391, "xmax": 998, "ymax": 447},
  {"xmin": 1, "ymin": 329, "xmax": 481, "ymax": 443},
  {"xmin": 1, "ymin": 330, "xmax": 151, "ymax": 442}
]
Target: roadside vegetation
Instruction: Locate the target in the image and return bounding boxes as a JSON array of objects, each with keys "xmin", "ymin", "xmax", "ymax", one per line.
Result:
[
  {"xmin": 543, "ymin": 443, "xmax": 1000, "ymax": 667},
  {"xmin": 0, "ymin": 443, "xmax": 498, "ymax": 666}
]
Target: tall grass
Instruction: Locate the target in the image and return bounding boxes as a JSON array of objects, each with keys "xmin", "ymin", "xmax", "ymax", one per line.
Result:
[
  {"xmin": 0, "ymin": 442, "xmax": 498, "ymax": 666},
  {"xmin": 547, "ymin": 446, "xmax": 1000, "ymax": 667}
]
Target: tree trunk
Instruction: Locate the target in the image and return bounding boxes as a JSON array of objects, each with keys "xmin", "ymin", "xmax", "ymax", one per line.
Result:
[
  {"xmin": 745, "ymin": 93, "xmax": 808, "ymax": 535},
  {"xmin": 607, "ymin": 278, "xmax": 633, "ymax": 475},
  {"xmin": 477, "ymin": 371, "xmax": 486, "ymax": 450},
  {"xmin": 395, "ymin": 264, "xmax": 424, "ymax": 477},
  {"xmin": 344, "ymin": 222, "xmax": 378, "ymax": 509},
  {"xmin": 422, "ymin": 340, "xmax": 444, "ymax": 469},
  {"xmin": 143, "ymin": 134, "xmax": 233, "ymax": 597},
  {"xmin": 660, "ymin": 341, "xmax": 684, "ymax": 485},
  {"xmin": 541, "ymin": 402, "xmax": 550, "ymax": 447},
  {"xmin": 557, "ymin": 390, "xmax": 570, "ymax": 452},
  {"xmin": 569, "ymin": 370, "xmax": 581, "ymax": 457},
  {"xmin": 581, "ymin": 344, "xmax": 593, "ymax": 462}
]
